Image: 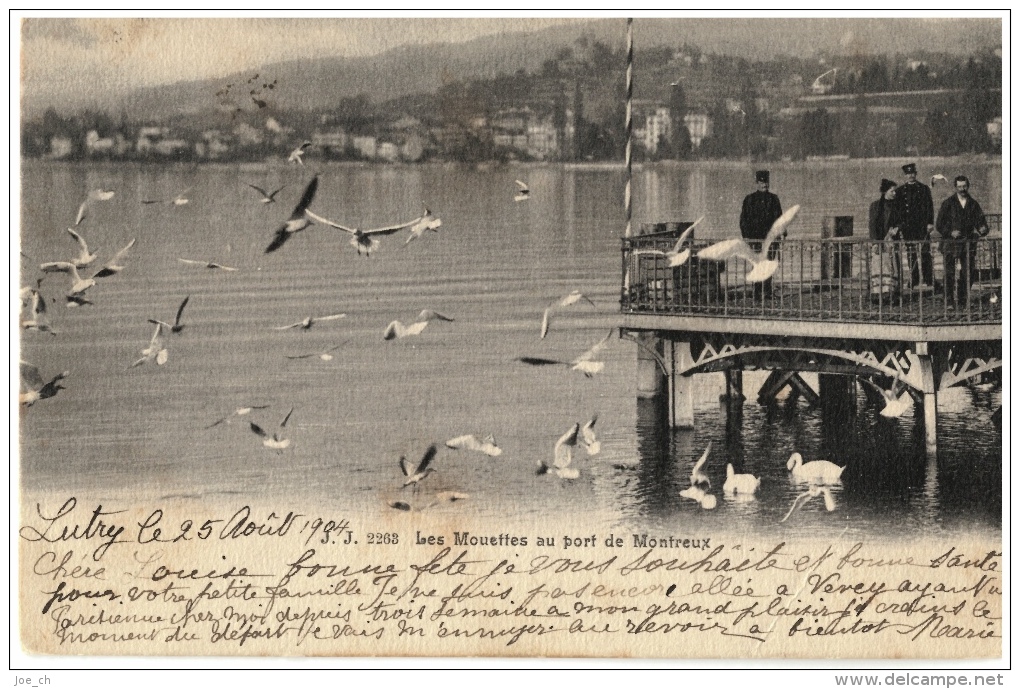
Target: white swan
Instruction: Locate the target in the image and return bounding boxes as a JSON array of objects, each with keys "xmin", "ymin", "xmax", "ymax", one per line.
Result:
[
  {"xmin": 723, "ymin": 463, "xmax": 760, "ymax": 495},
  {"xmin": 861, "ymin": 378, "xmax": 912, "ymax": 419},
  {"xmin": 786, "ymin": 452, "xmax": 844, "ymax": 484},
  {"xmin": 690, "ymin": 442, "xmax": 712, "ymax": 488},
  {"xmin": 698, "ymin": 205, "xmax": 800, "ymax": 283},
  {"xmin": 680, "ymin": 485, "xmax": 718, "ymax": 510},
  {"xmin": 780, "ymin": 486, "xmax": 837, "ymax": 523}
]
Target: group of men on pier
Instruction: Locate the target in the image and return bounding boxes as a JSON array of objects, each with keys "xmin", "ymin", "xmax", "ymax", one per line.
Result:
[{"xmin": 740, "ymin": 164, "xmax": 990, "ymax": 306}]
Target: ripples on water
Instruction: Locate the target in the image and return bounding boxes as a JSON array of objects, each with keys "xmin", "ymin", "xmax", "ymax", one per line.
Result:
[{"xmin": 18, "ymin": 161, "xmax": 1001, "ymax": 540}]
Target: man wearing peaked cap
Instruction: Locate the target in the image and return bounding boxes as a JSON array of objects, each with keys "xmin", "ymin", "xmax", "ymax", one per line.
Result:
[
  {"xmin": 740, "ymin": 170, "xmax": 783, "ymax": 298},
  {"xmin": 896, "ymin": 162, "xmax": 935, "ymax": 288}
]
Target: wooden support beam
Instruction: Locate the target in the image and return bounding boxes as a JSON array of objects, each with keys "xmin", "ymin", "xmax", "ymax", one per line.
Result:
[
  {"xmin": 913, "ymin": 343, "xmax": 939, "ymax": 459},
  {"xmin": 819, "ymin": 374, "xmax": 857, "ymax": 415},
  {"xmin": 787, "ymin": 372, "xmax": 820, "ymax": 406},
  {"xmin": 757, "ymin": 370, "xmax": 795, "ymax": 406},
  {"xmin": 724, "ymin": 369, "xmax": 745, "ymax": 403},
  {"xmin": 636, "ymin": 332, "xmax": 665, "ymax": 398},
  {"xmin": 668, "ymin": 341, "xmax": 695, "ymax": 429}
]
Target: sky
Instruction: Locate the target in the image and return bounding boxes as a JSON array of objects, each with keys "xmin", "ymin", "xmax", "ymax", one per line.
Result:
[{"xmin": 19, "ymin": 16, "xmax": 594, "ymax": 93}]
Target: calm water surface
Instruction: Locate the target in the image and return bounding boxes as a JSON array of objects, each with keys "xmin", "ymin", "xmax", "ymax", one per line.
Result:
[{"xmin": 18, "ymin": 160, "xmax": 1002, "ymax": 540}]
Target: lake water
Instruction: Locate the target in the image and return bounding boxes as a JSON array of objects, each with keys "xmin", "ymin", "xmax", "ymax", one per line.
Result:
[{"xmin": 18, "ymin": 159, "xmax": 1002, "ymax": 541}]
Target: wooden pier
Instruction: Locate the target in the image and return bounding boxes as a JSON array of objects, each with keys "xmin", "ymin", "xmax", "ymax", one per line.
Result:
[{"xmin": 620, "ymin": 218, "xmax": 1003, "ymax": 458}]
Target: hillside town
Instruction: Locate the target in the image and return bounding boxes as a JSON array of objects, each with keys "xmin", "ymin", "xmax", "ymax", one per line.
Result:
[{"xmin": 22, "ymin": 39, "xmax": 1002, "ymax": 164}]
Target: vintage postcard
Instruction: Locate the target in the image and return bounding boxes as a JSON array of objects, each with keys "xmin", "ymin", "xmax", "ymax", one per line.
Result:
[{"xmin": 15, "ymin": 14, "xmax": 1004, "ymax": 665}]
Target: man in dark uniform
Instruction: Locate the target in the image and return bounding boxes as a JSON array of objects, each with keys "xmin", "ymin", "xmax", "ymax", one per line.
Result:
[
  {"xmin": 895, "ymin": 162, "xmax": 935, "ymax": 289},
  {"xmin": 740, "ymin": 170, "xmax": 783, "ymax": 297},
  {"xmin": 936, "ymin": 175, "xmax": 988, "ymax": 307}
]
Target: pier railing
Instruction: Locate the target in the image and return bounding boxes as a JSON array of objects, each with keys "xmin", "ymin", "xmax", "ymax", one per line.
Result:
[{"xmin": 621, "ymin": 229, "xmax": 1002, "ymax": 324}]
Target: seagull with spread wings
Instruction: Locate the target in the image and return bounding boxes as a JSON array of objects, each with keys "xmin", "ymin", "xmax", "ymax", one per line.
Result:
[
  {"xmin": 205, "ymin": 405, "xmax": 270, "ymax": 429},
  {"xmin": 537, "ymin": 423, "xmax": 580, "ymax": 479},
  {"xmin": 404, "ymin": 207, "xmax": 443, "ymax": 246},
  {"xmin": 20, "ymin": 284, "xmax": 55, "ymax": 335},
  {"xmin": 631, "ymin": 216, "xmax": 704, "ymax": 269},
  {"xmin": 288, "ymin": 141, "xmax": 312, "ymax": 165},
  {"xmin": 20, "ymin": 362, "xmax": 68, "ymax": 406},
  {"xmin": 540, "ymin": 290, "xmax": 598, "ymax": 339},
  {"xmin": 250, "ymin": 408, "xmax": 294, "ymax": 450},
  {"xmin": 285, "ymin": 343, "xmax": 347, "ymax": 361},
  {"xmin": 142, "ymin": 188, "xmax": 191, "ymax": 206},
  {"xmin": 74, "ymin": 189, "xmax": 115, "ymax": 226},
  {"xmin": 517, "ymin": 329, "xmax": 615, "ymax": 378},
  {"xmin": 514, "ymin": 179, "xmax": 530, "ymax": 202},
  {"xmin": 304, "ymin": 208, "xmax": 420, "ymax": 256},
  {"xmin": 177, "ymin": 258, "xmax": 238, "ymax": 271},
  {"xmin": 66, "ymin": 228, "xmax": 98, "ymax": 268},
  {"xmin": 130, "ymin": 322, "xmax": 169, "ymax": 368},
  {"xmin": 272, "ymin": 312, "xmax": 346, "ymax": 331},
  {"xmin": 446, "ymin": 434, "xmax": 502, "ymax": 457},
  {"xmin": 148, "ymin": 296, "xmax": 190, "ymax": 335},
  {"xmin": 698, "ymin": 205, "xmax": 801, "ymax": 283},
  {"xmin": 265, "ymin": 176, "xmax": 319, "ymax": 253},
  {"xmin": 41, "ymin": 238, "xmax": 136, "ymax": 296},
  {"xmin": 400, "ymin": 445, "xmax": 438, "ymax": 493},
  {"xmin": 246, "ymin": 183, "xmax": 287, "ymax": 204}
]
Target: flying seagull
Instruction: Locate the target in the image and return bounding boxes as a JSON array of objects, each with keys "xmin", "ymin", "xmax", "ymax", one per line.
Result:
[
  {"xmin": 265, "ymin": 176, "xmax": 319, "ymax": 253},
  {"xmin": 131, "ymin": 322, "xmax": 169, "ymax": 368},
  {"xmin": 19, "ymin": 361, "xmax": 68, "ymax": 406},
  {"xmin": 581, "ymin": 415, "xmax": 600, "ymax": 455},
  {"xmin": 285, "ymin": 343, "xmax": 347, "ymax": 361},
  {"xmin": 246, "ymin": 183, "xmax": 287, "ymax": 204},
  {"xmin": 74, "ymin": 189, "xmax": 115, "ymax": 226},
  {"xmin": 288, "ymin": 141, "xmax": 312, "ymax": 165},
  {"xmin": 416, "ymin": 309, "xmax": 455, "ymax": 323},
  {"xmin": 272, "ymin": 312, "xmax": 346, "ymax": 331},
  {"xmin": 66, "ymin": 228, "xmax": 99, "ymax": 268},
  {"xmin": 383, "ymin": 320, "xmax": 428, "ymax": 340},
  {"xmin": 40, "ymin": 238, "xmax": 136, "ymax": 296},
  {"xmin": 514, "ymin": 179, "xmax": 530, "ymax": 202},
  {"xmin": 400, "ymin": 444, "xmax": 438, "ymax": 493},
  {"xmin": 631, "ymin": 216, "xmax": 705, "ymax": 268},
  {"xmin": 250, "ymin": 407, "xmax": 294, "ymax": 450},
  {"xmin": 517, "ymin": 329, "xmax": 615, "ymax": 378},
  {"xmin": 698, "ymin": 205, "xmax": 801, "ymax": 283},
  {"xmin": 540, "ymin": 290, "xmax": 598, "ymax": 339},
  {"xmin": 148, "ymin": 296, "xmax": 190, "ymax": 335},
  {"xmin": 537, "ymin": 423, "xmax": 580, "ymax": 479},
  {"xmin": 205, "ymin": 405, "xmax": 271, "ymax": 429},
  {"xmin": 142, "ymin": 188, "xmax": 191, "ymax": 206},
  {"xmin": 178, "ymin": 258, "xmax": 238, "ymax": 271},
  {"xmin": 20, "ymin": 285, "xmax": 55, "ymax": 335},
  {"xmin": 446, "ymin": 434, "xmax": 502, "ymax": 457},
  {"xmin": 404, "ymin": 207, "xmax": 443, "ymax": 246},
  {"xmin": 304, "ymin": 209, "xmax": 420, "ymax": 256}
]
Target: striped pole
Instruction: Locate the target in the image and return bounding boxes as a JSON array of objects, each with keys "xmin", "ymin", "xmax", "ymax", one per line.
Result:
[{"xmin": 625, "ymin": 17, "xmax": 634, "ymax": 239}]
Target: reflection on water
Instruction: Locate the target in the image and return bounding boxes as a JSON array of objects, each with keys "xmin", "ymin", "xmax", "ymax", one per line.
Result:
[{"xmin": 19, "ymin": 161, "xmax": 1000, "ymax": 539}]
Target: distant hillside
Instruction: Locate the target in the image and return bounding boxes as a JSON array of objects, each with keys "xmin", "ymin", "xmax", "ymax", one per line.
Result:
[{"xmin": 29, "ymin": 17, "xmax": 1001, "ymax": 119}]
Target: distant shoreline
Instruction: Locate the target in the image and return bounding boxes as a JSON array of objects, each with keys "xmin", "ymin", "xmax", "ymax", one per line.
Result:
[{"xmin": 19, "ymin": 155, "xmax": 1003, "ymax": 171}]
